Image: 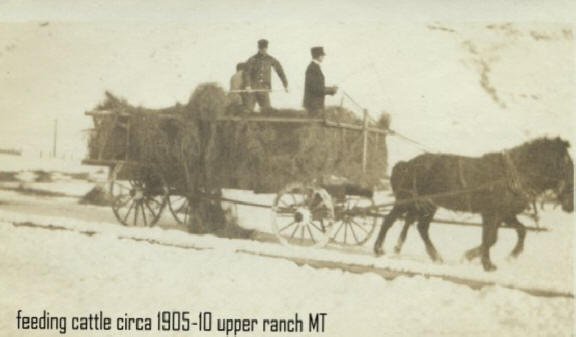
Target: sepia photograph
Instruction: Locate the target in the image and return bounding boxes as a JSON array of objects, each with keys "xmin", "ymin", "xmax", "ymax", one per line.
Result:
[{"xmin": 0, "ymin": 1, "xmax": 574, "ymax": 336}]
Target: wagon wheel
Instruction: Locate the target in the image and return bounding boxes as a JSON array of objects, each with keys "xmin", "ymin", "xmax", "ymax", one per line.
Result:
[
  {"xmin": 168, "ymin": 191, "xmax": 237, "ymax": 227},
  {"xmin": 167, "ymin": 194, "xmax": 191, "ymax": 225},
  {"xmin": 109, "ymin": 164, "xmax": 168, "ymax": 227},
  {"xmin": 271, "ymin": 182, "xmax": 335, "ymax": 248},
  {"xmin": 330, "ymin": 195, "xmax": 378, "ymax": 246}
]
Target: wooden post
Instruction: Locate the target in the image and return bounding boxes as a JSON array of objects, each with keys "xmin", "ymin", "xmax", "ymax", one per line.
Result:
[
  {"xmin": 52, "ymin": 119, "xmax": 58, "ymax": 158},
  {"xmin": 361, "ymin": 109, "xmax": 369, "ymax": 174}
]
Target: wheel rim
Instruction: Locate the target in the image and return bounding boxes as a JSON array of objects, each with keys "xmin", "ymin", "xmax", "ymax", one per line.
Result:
[
  {"xmin": 271, "ymin": 183, "xmax": 334, "ymax": 248},
  {"xmin": 168, "ymin": 195, "xmax": 191, "ymax": 225},
  {"xmin": 110, "ymin": 166, "xmax": 167, "ymax": 227},
  {"xmin": 330, "ymin": 196, "xmax": 377, "ymax": 246}
]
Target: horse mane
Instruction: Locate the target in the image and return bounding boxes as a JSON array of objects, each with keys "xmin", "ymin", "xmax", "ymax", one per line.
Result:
[
  {"xmin": 506, "ymin": 136, "xmax": 572, "ymax": 193},
  {"xmin": 509, "ymin": 136, "xmax": 570, "ymax": 154}
]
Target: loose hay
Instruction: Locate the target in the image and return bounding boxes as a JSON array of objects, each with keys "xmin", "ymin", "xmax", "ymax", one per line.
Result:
[
  {"xmin": 79, "ymin": 185, "xmax": 113, "ymax": 206},
  {"xmin": 86, "ymin": 83, "xmax": 388, "ymax": 235}
]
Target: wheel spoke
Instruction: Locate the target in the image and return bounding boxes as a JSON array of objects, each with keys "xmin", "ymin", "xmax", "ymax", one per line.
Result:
[
  {"xmin": 144, "ymin": 200, "xmax": 158, "ymax": 218},
  {"xmin": 279, "ymin": 197, "xmax": 290, "ymax": 208},
  {"xmin": 305, "ymin": 223, "xmax": 316, "ymax": 243},
  {"xmin": 294, "ymin": 193, "xmax": 306, "ymax": 207},
  {"xmin": 122, "ymin": 200, "xmax": 136, "ymax": 223},
  {"xmin": 349, "ymin": 221, "xmax": 361, "ymax": 243},
  {"xmin": 289, "ymin": 222, "xmax": 300, "ymax": 239},
  {"xmin": 115, "ymin": 182, "xmax": 131, "ymax": 192},
  {"xmin": 184, "ymin": 206, "xmax": 189, "ymax": 225},
  {"xmin": 115, "ymin": 195, "xmax": 132, "ymax": 207},
  {"xmin": 290, "ymin": 193, "xmax": 298, "ymax": 206},
  {"xmin": 175, "ymin": 198, "xmax": 188, "ymax": 213},
  {"xmin": 276, "ymin": 210, "xmax": 295, "ymax": 217},
  {"xmin": 279, "ymin": 221, "xmax": 298, "ymax": 233},
  {"xmin": 141, "ymin": 202, "xmax": 148, "ymax": 226},
  {"xmin": 332, "ymin": 221, "xmax": 345, "ymax": 239},
  {"xmin": 309, "ymin": 221, "xmax": 323, "ymax": 232},
  {"xmin": 350, "ymin": 219, "xmax": 369, "ymax": 233},
  {"xmin": 133, "ymin": 201, "xmax": 139, "ymax": 226},
  {"xmin": 343, "ymin": 222, "xmax": 348, "ymax": 243}
]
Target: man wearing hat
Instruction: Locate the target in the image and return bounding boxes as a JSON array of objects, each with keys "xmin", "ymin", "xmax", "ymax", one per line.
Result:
[
  {"xmin": 303, "ymin": 46, "xmax": 338, "ymax": 115},
  {"xmin": 244, "ymin": 39, "xmax": 289, "ymax": 112}
]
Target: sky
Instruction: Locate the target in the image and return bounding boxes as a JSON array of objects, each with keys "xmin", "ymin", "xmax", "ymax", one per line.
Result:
[{"xmin": 0, "ymin": 0, "xmax": 575, "ymax": 167}]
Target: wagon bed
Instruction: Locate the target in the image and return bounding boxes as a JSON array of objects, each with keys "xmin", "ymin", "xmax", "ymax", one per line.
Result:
[{"xmin": 83, "ymin": 105, "xmax": 389, "ymax": 247}]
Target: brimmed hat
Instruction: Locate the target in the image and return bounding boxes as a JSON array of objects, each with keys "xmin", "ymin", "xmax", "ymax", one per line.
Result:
[
  {"xmin": 258, "ymin": 39, "xmax": 269, "ymax": 48},
  {"xmin": 311, "ymin": 46, "xmax": 325, "ymax": 58}
]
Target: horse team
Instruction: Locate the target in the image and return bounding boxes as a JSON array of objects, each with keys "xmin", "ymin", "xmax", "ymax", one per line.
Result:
[{"xmin": 373, "ymin": 137, "xmax": 574, "ymax": 271}]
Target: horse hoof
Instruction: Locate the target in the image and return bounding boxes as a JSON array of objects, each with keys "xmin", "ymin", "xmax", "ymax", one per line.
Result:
[
  {"xmin": 374, "ymin": 247, "xmax": 385, "ymax": 257},
  {"xmin": 433, "ymin": 256, "xmax": 444, "ymax": 264},
  {"xmin": 464, "ymin": 249, "xmax": 479, "ymax": 261},
  {"xmin": 393, "ymin": 246, "xmax": 401, "ymax": 254},
  {"xmin": 482, "ymin": 263, "xmax": 497, "ymax": 272},
  {"xmin": 509, "ymin": 249, "xmax": 523, "ymax": 259}
]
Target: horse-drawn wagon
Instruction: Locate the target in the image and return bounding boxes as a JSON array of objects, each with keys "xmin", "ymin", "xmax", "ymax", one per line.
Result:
[{"xmin": 82, "ymin": 84, "xmax": 389, "ymax": 248}]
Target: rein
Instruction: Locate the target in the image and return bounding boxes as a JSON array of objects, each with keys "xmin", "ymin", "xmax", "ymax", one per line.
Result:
[{"xmin": 501, "ymin": 151, "xmax": 537, "ymax": 201}]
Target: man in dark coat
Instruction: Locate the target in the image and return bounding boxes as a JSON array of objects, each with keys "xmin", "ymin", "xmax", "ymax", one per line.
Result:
[
  {"xmin": 303, "ymin": 46, "xmax": 338, "ymax": 115},
  {"xmin": 244, "ymin": 39, "xmax": 289, "ymax": 112}
]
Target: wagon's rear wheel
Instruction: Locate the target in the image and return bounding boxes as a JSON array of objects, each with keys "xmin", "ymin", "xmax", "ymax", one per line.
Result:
[
  {"xmin": 168, "ymin": 192, "xmax": 237, "ymax": 226},
  {"xmin": 167, "ymin": 195, "xmax": 191, "ymax": 225},
  {"xmin": 110, "ymin": 164, "xmax": 167, "ymax": 227},
  {"xmin": 330, "ymin": 196, "xmax": 378, "ymax": 246},
  {"xmin": 271, "ymin": 182, "xmax": 334, "ymax": 248}
]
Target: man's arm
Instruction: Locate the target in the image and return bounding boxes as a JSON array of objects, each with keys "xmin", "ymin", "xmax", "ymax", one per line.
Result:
[
  {"xmin": 271, "ymin": 57, "xmax": 288, "ymax": 89},
  {"xmin": 307, "ymin": 64, "xmax": 325, "ymax": 95}
]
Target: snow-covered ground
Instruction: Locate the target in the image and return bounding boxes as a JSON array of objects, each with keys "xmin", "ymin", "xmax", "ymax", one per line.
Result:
[
  {"xmin": 0, "ymin": 179, "xmax": 574, "ymax": 336},
  {"xmin": 0, "ymin": 217, "xmax": 573, "ymax": 337},
  {"xmin": 0, "ymin": 153, "xmax": 95, "ymax": 174}
]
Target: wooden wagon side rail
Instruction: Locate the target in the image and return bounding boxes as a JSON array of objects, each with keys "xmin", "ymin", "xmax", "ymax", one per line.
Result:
[
  {"xmin": 84, "ymin": 110, "xmax": 388, "ymax": 135},
  {"xmin": 81, "ymin": 159, "xmax": 156, "ymax": 167}
]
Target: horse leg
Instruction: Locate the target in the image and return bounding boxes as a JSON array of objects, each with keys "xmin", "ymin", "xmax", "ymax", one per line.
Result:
[
  {"xmin": 394, "ymin": 211, "xmax": 416, "ymax": 254},
  {"xmin": 464, "ymin": 216, "xmax": 503, "ymax": 261},
  {"xmin": 505, "ymin": 215, "xmax": 526, "ymax": 258},
  {"xmin": 480, "ymin": 213, "xmax": 500, "ymax": 272},
  {"xmin": 416, "ymin": 208, "xmax": 443, "ymax": 263},
  {"xmin": 373, "ymin": 205, "xmax": 404, "ymax": 256},
  {"xmin": 464, "ymin": 246, "xmax": 482, "ymax": 261}
]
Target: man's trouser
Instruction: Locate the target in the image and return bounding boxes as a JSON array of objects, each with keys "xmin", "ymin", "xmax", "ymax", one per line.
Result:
[{"xmin": 246, "ymin": 92, "xmax": 271, "ymax": 112}]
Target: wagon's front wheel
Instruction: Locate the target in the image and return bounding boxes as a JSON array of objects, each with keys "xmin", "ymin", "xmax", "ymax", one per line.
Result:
[
  {"xmin": 271, "ymin": 183, "xmax": 334, "ymax": 248},
  {"xmin": 110, "ymin": 164, "xmax": 167, "ymax": 227},
  {"xmin": 331, "ymin": 195, "xmax": 378, "ymax": 246}
]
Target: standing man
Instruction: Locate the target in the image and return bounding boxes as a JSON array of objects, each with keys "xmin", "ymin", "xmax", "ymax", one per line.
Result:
[
  {"xmin": 303, "ymin": 46, "xmax": 338, "ymax": 115},
  {"xmin": 244, "ymin": 39, "xmax": 289, "ymax": 112},
  {"xmin": 229, "ymin": 62, "xmax": 248, "ymax": 110}
]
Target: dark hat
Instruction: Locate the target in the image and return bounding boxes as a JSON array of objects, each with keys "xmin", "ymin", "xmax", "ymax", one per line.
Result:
[
  {"xmin": 311, "ymin": 46, "xmax": 325, "ymax": 58},
  {"xmin": 258, "ymin": 39, "xmax": 269, "ymax": 48}
]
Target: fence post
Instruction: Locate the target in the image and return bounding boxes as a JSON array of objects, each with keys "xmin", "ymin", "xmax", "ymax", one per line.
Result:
[{"xmin": 362, "ymin": 109, "xmax": 368, "ymax": 174}]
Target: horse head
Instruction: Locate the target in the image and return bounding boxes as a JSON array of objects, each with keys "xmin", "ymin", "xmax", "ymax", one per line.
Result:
[
  {"xmin": 520, "ymin": 137, "xmax": 573, "ymax": 212},
  {"xmin": 551, "ymin": 138, "xmax": 573, "ymax": 212}
]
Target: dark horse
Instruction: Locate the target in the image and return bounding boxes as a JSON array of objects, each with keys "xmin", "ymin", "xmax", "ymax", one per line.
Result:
[{"xmin": 373, "ymin": 137, "xmax": 574, "ymax": 271}]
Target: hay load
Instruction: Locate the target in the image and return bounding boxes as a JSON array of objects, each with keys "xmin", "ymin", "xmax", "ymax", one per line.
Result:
[{"xmin": 86, "ymin": 83, "xmax": 388, "ymax": 235}]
